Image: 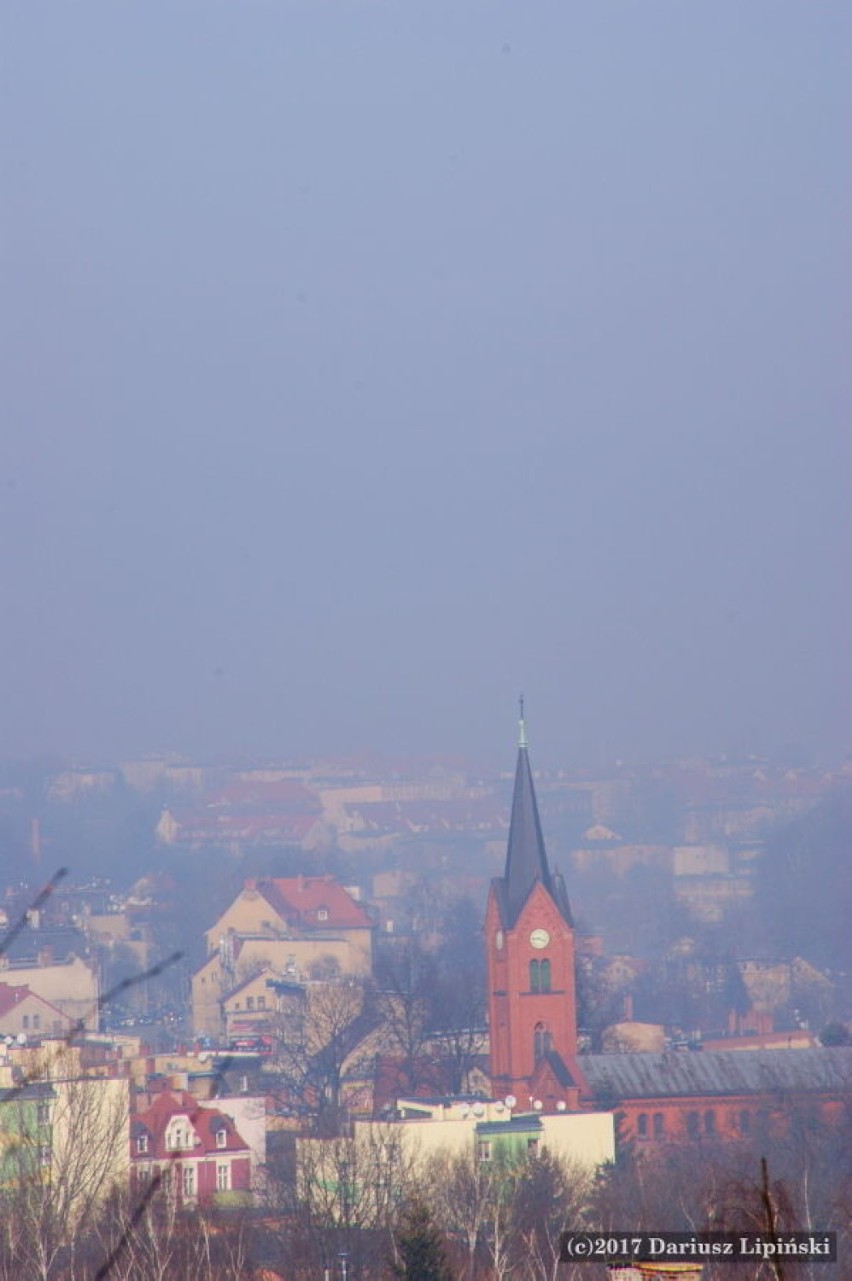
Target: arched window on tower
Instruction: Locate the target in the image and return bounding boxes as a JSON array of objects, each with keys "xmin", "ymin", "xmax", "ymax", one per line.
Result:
[
  {"xmin": 529, "ymin": 961, "xmax": 540, "ymax": 993},
  {"xmin": 540, "ymin": 959, "xmax": 551, "ymax": 992},
  {"xmin": 533, "ymin": 1022, "xmax": 552, "ymax": 1061}
]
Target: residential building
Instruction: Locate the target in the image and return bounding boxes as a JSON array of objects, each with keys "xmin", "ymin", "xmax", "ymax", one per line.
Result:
[
  {"xmin": 131, "ymin": 1089, "xmax": 251, "ymax": 1205},
  {"xmin": 0, "ymin": 983, "xmax": 74, "ymax": 1040},
  {"xmin": 192, "ymin": 875, "xmax": 373, "ymax": 1039},
  {"xmin": 0, "ymin": 955, "xmax": 99, "ymax": 1031}
]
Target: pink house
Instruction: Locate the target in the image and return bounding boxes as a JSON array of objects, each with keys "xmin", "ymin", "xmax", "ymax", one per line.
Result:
[{"xmin": 131, "ymin": 1089, "xmax": 251, "ymax": 1204}]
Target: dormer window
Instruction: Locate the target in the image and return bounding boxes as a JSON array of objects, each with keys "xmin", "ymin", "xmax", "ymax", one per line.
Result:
[
  {"xmin": 166, "ymin": 1121, "xmax": 192, "ymax": 1151},
  {"xmin": 317, "ymin": 907, "xmax": 328, "ymax": 922},
  {"xmin": 137, "ymin": 1133, "xmax": 148, "ymax": 1155},
  {"xmin": 216, "ymin": 1128, "xmax": 227, "ymax": 1149}
]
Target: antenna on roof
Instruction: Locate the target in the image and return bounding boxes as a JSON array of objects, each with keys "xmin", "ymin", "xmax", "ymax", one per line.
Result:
[{"xmin": 518, "ymin": 694, "xmax": 527, "ymax": 749}]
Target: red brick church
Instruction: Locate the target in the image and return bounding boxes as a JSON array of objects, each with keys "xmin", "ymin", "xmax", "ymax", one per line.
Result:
[
  {"xmin": 485, "ymin": 712, "xmax": 851, "ymax": 1141},
  {"xmin": 485, "ymin": 706, "xmax": 588, "ymax": 1110}
]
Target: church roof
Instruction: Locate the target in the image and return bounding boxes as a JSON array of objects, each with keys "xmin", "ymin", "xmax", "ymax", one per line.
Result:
[
  {"xmin": 580, "ymin": 1046, "xmax": 852, "ymax": 1102},
  {"xmin": 543, "ymin": 1049, "xmax": 583, "ymax": 1089},
  {"xmin": 498, "ymin": 717, "xmax": 572, "ymax": 928}
]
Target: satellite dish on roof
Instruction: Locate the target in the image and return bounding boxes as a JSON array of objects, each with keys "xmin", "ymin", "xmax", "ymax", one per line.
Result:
[
  {"xmin": 16, "ymin": 1033, "xmax": 26, "ymax": 1046},
  {"xmin": 198, "ymin": 1051, "xmax": 209, "ymax": 1063},
  {"xmin": 472, "ymin": 1102, "xmax": 485, "ymax": 1117},
  {"xmin": 4, "ymin": 1037, "xmax": 12, "ymax": 1047},
  {"xmin": 505, "ymin": 1095, "xmax": 516, "ymax": 1109},
  {"xmin": 556, "ymin": 1100, "xmax": 567, "ymax": 1112}
]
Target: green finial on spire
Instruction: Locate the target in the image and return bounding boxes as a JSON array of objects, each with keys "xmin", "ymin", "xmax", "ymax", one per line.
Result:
[{"xmin": 518, "ymin": 694, "xmax": 527, "ymax": 749}]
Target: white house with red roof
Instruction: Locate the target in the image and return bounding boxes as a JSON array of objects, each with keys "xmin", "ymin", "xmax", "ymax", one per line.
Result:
[{"xmin": 131, "ymin": 1089, "xmax": 252, "ymax": 1205}]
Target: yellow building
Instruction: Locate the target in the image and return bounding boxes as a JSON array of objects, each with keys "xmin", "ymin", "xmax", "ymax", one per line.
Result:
[
  {"xmin": 192, "ymin": 876, "xmax": 373, "ymax": 1040},
  {"xmin": 0, "ymin": 956, "xmax": 99, "ymax": 1031}
]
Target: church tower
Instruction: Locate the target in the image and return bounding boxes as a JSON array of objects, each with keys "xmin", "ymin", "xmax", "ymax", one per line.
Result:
[{"xmin": 485, "ymin": 705, "xmax": 580, "ymax": 1103}]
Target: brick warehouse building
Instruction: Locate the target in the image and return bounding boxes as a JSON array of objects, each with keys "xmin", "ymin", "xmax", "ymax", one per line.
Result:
[{"xmin": 485, "ymin": 713, "xmax": 852, "ymax": 1138}]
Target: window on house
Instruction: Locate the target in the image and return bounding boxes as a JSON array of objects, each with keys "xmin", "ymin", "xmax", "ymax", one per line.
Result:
[
  {"xmin": 216, "ymin": 1163, "xmax": 230, "ymax": 1192},
  {"xmin": 168, "ymin": 1125, "xmax": 190, "ymax": 1151},
  {"xmin": 527, "ymin": 1137, "xmax": 539, "ymax": 1154},
  {"xmin": 137, "ymin": 1134, "xmax": 148, "ymax": 1155},
  {"xmin": 32, "ymin": 1014, "xmax": 40, "ymax": 1030},
  {"xmin": 246, "ymin": 997, "xmax": 254, "ymax": 1010},
  {"xmin": 216, "ymin": 1129, "xmax": 227, "ymax": 1149},
  {"xmin": 183, "ymin": 1165, "xmax": 196, "ymax": 1198},
  {"xmin": 37, "ymin": 1101, "xmax": 50, "ymax": 1127},
  {"xmin": 637, "ymin": 1113, "xmax": 648, "ymax": 1139},
  {"xmin": 704, "ymin": 1110, "xmax": 716, "ymax": 1136},
  {"xmin": 686, "ymin": 1112, "xmax": 700, "ymax": 1138},
  {"xmin": 477, "ymin": 1141, "xmax": 491, "ymax": 1162},
  {"xmin": 653, "ymin": 1113, "xmax": 665, "ymax": 1138},
  {"xmin": 317, "ymin": 907, "xmax": 328, "ymax": 921},
  {"xmin": 540, "ymin": 959, "xmax": 551, "ymax": 992},
  {"xmin": 22, "ymin": 1016, "xmax": 29, "ymax": 1029},
  {"xmin": 257, "ymin": 995, "xmax": 265, "ymax": 1010}
]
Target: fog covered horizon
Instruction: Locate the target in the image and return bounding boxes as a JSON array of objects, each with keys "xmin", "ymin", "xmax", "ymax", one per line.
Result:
[{"xmin": 3, "ymin": 3, "xmax": 849, "ymax": 771}]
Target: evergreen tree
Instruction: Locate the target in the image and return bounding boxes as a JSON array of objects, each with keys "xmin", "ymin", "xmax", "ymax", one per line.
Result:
[{"xmin": 392, "ymin": 1199, "xmax": 452, "ymax": 1281}]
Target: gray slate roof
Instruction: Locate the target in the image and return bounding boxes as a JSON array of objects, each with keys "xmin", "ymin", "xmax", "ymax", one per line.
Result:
[
  {"xmin": 581, "ymin": 1047, "xmax": 852, "ymax": 1102},
  {"xmin": 498, "ymin": 745, "xmax": 572, "ymax": 928}
]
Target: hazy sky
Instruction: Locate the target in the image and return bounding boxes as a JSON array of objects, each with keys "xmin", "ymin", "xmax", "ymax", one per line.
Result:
[{"xmin": 2, "ymin": 3, "xmax": 850, "ymax": 769}]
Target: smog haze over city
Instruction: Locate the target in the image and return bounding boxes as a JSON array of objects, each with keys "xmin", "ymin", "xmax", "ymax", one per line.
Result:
[{"xmin": 3, "ymin": 3, "xmax": 850, "ymax": 771}]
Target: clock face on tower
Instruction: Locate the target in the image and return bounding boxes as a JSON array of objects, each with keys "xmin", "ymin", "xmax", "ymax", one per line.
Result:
[{"xmin": 529, "ymin": 928, "xmax": 550, "ymax": 949}]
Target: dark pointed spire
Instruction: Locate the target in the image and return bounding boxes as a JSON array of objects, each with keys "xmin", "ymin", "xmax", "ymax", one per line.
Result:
[{"xmin": 503, "ymin": 705, "xmax": 554, "ymax": 927}]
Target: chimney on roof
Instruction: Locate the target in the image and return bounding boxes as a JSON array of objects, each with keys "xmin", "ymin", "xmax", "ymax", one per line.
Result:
[
  {"xmin": 245, "ymin": 878, "xmax": 256, "ymax": 893},
  {"xmin": 31, "ymin": 818, "xmax": 42, "ymax": 866}
]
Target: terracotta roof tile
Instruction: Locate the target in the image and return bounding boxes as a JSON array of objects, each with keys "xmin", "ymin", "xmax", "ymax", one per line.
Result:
[{"xmin": 257, "ymin": 876, "xmax": 371, "ymax": 930}]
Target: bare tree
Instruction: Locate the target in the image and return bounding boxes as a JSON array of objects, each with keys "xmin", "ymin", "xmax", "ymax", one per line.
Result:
[
  {"xmin": 374, "ymin": 942, "xmax": 438, "ymax": 1095},
  {"xmin": 510, "ymin": 1150, "xmax": 592, "ymax": 1281},
  {"xmin": 84, "ymin": 1180, "xmax": 256, "ymax": 1281},
  {"xmin": 270, "ymin": 978, "xmax": 371, "ymax": 1134},
  {"xmin": 291, "ymin": 1126, "xmax": 418, "ymax": 1280},
  {"xmin": 0, "ymin": 1066, "xmax": 129, "ymax": 1280}
]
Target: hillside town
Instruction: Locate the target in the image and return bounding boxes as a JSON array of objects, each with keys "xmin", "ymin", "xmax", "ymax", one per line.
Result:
[{"xmin": 0, "ymin": 734, "xmax": 847, "ymax": 1278}]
